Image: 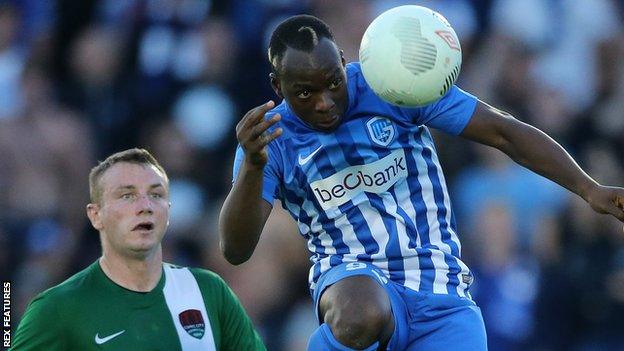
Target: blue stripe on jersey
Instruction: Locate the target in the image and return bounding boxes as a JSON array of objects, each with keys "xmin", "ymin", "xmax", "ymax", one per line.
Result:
[
  {"xmin": 345, "ymin": 122, "xmax": 407, "ymax": 276},
  {"xmin": 342, "ymin": 121, "xmax": 407, "ymax": 284},
  {"xmin": 397, "ymin": 128, "xmax": 437, "ymax": 293},
  {"xmin": 310, "ymin": 150, "xmax": 350, "ymax": 257},
  {"xmin": 415, "ymin": 131, "xmax": 462, "ymax": 295},
  {"xmin": 286, "ymin": 162, "xmax": 347, "ymax": 287},
  {"xmin": 332, "ymin": 125, "xmax": 380, "ymax": 258},
  {"xmin": 366, "ymin": 194, "xmax": 406, "ymax": 283}
]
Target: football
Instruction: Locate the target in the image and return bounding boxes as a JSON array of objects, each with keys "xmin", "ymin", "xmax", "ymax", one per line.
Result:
[{"xmin": 359, "ymin": 5, "xmax": 462, "ymax": 107}]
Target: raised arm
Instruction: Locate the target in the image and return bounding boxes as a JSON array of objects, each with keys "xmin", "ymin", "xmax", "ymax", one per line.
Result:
[
  {"xmin": 219, "ymin": 101, "xmax": 282, "ymax": 265},
  {"xmin": 460, "ymin": 100, "xmax": 624, "ymax": 222}
]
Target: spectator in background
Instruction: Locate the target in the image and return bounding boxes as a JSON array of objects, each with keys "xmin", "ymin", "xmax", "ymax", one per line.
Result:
[
  {"xmin": 4, "ymin": 1, "xmax": 624, "ymax": 350},
  {"xmin": 453, "ymin": 146, "xmax": 568, "ymax": 251},
  {"xmin": 469, "ymin": 202, "xmax": 540, "ymax": 351},
  {"xmin": 0, "ymin": 3, "xmax": 24, "ymax": 120}
]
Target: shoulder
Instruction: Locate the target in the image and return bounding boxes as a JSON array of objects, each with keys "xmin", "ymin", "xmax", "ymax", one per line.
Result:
[
  {"xmin": 345, "ymin": 62, "xmax": 370, "ymax": 93},
  {"xmin": 186, "ymin": 267, "xmax": 232, "ymax": 297},
  {"xmin": 30, "ymin": 263, "xmax": 96, "ymax": 306},
  {"xmin": 14, "ymin": 264, "xmax": 96, "ymax": 344}
]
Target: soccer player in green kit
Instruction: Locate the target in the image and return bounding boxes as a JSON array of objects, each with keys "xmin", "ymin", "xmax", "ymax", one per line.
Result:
[{"xmin": 11, "ymin": 148, "xmax": 266, "ymax": 350}]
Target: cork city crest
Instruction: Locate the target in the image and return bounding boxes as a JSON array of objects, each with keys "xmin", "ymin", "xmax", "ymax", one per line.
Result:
[{"xmin": 179, "ymin": 309, "xmax": 205, "ymax": 339}]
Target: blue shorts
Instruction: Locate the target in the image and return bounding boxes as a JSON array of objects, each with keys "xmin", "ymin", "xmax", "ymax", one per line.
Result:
[{"xmin": 313, "ymin": 262, "xmax": 487, "ymax": 350}]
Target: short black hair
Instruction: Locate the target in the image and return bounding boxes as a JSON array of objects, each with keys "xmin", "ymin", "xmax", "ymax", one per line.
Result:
[{"xmin": 268, "ymin": 15, "xmax": 335, "ymax": 74}]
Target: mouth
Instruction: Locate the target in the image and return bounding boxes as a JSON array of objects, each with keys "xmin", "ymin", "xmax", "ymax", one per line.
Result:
[
  {"xmin": 315, "ymin": 114, "xmax": 341, "ymax": 130},
  {"xmin": 132, "ymin": 222, "xmax": 154, "ymax": 232}
]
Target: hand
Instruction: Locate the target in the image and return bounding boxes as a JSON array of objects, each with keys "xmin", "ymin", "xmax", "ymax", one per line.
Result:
[
  {"xmin": 586, "ymin": 184, "xmax": 624, "ymax": 222},
  {"xmin": 236, "ymin": 100, "xmax": 282, "ymax": 170}
]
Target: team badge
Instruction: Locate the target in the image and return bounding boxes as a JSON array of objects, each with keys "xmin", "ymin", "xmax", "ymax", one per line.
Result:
[
  {"xmin": 366, "ymin": 116, "xmax": 396, "ymax": 147},
  {"xmin": 179, "ymin": 309, "xmax": 205, "ymax": 339}
]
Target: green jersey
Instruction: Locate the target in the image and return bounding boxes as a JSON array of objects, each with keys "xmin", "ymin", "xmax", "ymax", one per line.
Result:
[{"xmin": 11, "ymin": 261, "xmax": 266, "ymax": 350}]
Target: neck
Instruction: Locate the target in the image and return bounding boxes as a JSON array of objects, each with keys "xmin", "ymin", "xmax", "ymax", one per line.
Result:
[{"xmin": 99, "ymin": 246, "xmax": 163, "ymax": 292}]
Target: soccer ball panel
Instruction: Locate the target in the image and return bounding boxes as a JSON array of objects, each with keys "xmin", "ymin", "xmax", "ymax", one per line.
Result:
[{"xmin": 359, "ymin": 5, "xmax": 462, "ymax": 107}]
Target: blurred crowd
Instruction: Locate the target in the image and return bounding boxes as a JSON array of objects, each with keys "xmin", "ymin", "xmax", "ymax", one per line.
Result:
[{"xmin": 2, "ymin": 0, "xmax": 624, "ymax": 350}]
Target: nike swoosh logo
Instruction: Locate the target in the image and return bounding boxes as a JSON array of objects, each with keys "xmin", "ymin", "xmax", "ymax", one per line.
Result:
[
  {"xmin": 298, "ymin": 145, "xmax": 323, "ymax": 166},
  {"xmin": 95, "ymin": 330, "xmax": 125, "ymax": 345}
]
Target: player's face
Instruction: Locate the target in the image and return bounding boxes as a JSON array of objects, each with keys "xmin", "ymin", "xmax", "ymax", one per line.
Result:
[
  {"xmin": 272, "ymin": 37, "xmax": 348, "ymax": 132},
  {"xmin": 88, "ymin": 162, "xmax": 170, "ymax": 259}
]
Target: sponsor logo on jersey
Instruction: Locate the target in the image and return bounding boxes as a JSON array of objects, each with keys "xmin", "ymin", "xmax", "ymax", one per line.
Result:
[
  {"xmin": 366, "ymin": 117, "xmax": 396, "ymax": 147},
  {"xmin": 179, "ymin": 309, "xmax": 205, "ymax": 339},
  {"xmin": 298, "ymin": 145, "xmax": 323, "ymax": 166},
  {"xmin": 310, "ymin": 149, "xmax": 407, "ymax": 209}
]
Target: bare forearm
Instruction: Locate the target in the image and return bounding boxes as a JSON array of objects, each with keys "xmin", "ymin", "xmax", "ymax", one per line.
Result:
[
  {"xmin": 463, "ymin": 101, "xmax": 623, "ymax": 222},
  {"xmin": 219, "ymin": 163, "xmax": 268, "ymax": 264},
  {"xmin": 498, "ymin": 120, "xmax": 597, "ymax": 200}
]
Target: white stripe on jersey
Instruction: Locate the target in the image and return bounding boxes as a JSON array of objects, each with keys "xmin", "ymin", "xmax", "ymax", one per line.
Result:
[
  {"xmin": 394, "ymin": 181, "xmax": 421, "ymax": 291},
  {"xmin": 360, "ymin": 195, "xmax": 391, "ymax": 273},
  {"xmin": 410, "ymin": 132, "xmax": 451, "ymax": 293},
  {"xmin": 163, "ymin": 264, "xmax": 216, "ymax": 351},
  {"xmin": 423, "ymin": 131, "xmax": 471, "ymax": 297},
  {"xmin": 423, "ymin": 130, "xmax": 462, "ymax": 254},
  {"xmin": 379, "ymin": 185, "xmax": 421, "ymax": 291}
]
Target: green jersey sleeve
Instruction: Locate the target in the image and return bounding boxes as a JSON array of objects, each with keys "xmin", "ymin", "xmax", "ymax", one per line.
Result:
[
  {"xmin": 216, "ymin": 276, "xmax": 266, "ymax": 351},
  {"xmin": 11, "ymin": 291, "xmax": 66, "ymax": 350},
  {"xmin": 190, "ymin": 268, "xmax": 266, "ymax": 351}
]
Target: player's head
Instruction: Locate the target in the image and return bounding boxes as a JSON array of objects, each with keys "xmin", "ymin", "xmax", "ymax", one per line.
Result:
[
  {"xmin": 268, "ymin": 15, "xmax": 348, "ymax": 132},
  {"xmin": 86, "ymin": 148, "xmax": 170, "ymax": 259}
]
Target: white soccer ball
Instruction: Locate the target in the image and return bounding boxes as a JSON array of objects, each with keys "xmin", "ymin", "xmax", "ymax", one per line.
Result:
[{"xmin": 359, "ymin": 5, "xmax": 462, "ymax": 107}]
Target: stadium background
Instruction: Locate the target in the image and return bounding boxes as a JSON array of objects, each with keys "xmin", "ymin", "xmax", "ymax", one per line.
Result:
[{"xmin": 2, "ymin": 0, "xmax": 624, "ymax": 350}]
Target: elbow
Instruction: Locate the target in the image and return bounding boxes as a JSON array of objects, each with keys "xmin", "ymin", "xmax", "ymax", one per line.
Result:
[{"xmin": 219, "ymin": 240, "xmax": 251, "ymax": 265}]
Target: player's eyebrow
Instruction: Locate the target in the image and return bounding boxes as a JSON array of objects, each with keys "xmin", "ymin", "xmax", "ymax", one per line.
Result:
[
  {"xmin": 324, "ymin": 67, "xmax": 341, "ymax": 79},
  {"xmin": 114, "ymin": 184, "xmax": 164, "ymax": 191},
  {"xmin": 292, "ymin": 81, "xmax": 313, "ymax": 88},
  {"xmin": 291, "ymin": 68, "xmax": 341, "ymax": 88}
]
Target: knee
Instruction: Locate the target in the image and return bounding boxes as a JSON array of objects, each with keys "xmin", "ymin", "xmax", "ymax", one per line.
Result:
[
  {"xmin": 325, "ymin": 304, "xmax": 392, "ymax": 349},
  {"xmin": 319, "ymin": 275, "xmax": 395, "ymax": 349}
]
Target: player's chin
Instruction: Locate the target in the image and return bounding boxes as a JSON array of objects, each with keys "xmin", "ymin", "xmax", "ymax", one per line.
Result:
[
  {"xmin": 314, "ymin": 115, "xmax": 342, "ymax": 132},
  {"xmin": 128, "ymin": 234, "xmax": 162, "ymax": 252}
]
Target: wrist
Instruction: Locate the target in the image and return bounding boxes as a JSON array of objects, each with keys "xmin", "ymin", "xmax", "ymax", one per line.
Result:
[
  {"xmin": 243, "ymin": 158, "xmax": 266, "ymax": 172},
  {"xmin": 579, "ymin": 180, "xmax": 600, "ymax": 202}
]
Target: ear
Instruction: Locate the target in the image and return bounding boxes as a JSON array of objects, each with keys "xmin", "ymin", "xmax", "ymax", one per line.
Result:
[
  {"xmin": 269, "ymin": 72, "xmax": 284, "ymax": 99},
  {"xmin": 339, "ymin": 49, "xmax": 346, "ymax": 67},
  {"xmin": 86, "ymin": 203, "xmax": 104, "ymax": 231}
]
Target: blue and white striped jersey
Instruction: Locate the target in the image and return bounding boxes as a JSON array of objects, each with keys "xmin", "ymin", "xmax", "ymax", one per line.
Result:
[{"xmin": 233, "ymin": 62, "xmax": 478, "ymax": 298}]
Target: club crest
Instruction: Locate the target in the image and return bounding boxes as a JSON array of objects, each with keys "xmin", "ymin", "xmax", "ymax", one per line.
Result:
[
  {"xmin": 366, "ymin": 117, "xmax": 395, "ymax": 147},
  {"xmin": 179, "ymin": 309, "xmax": 205, "ymax": 339}
]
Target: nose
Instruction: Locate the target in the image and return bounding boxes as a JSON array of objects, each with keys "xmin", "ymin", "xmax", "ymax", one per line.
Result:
[
  {"xmin": 136, "ymin": 194, "xmax": 154, "ymax": 215},
  {"xmin": 315, "ymin": 91, "xmax": 335, "ymax": 113}
]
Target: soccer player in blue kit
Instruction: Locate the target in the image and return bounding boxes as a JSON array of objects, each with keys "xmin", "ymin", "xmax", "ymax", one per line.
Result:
[{"xmin": 219, "ymin": 15, "xmax": 624, "ymax": 350}]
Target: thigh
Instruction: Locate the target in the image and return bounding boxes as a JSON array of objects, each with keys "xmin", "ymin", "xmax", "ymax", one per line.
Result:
[
  {"xmin": 405, "ymin": 292, "xmax": 488, "ymax": 351},
  {"xmin": 312, "ymin": 262, "xmax": 411, "ymax": 349}
]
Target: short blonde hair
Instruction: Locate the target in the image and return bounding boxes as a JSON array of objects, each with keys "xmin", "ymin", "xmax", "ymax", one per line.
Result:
[{"xmin": 89, "ymin": 148, "xmax": 167, "ymax": 204}]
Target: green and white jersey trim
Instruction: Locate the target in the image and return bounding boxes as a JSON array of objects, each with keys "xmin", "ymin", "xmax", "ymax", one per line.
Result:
[{"xmin": 163, "ymin": 264, "xmax": 216, "ymax": 350}]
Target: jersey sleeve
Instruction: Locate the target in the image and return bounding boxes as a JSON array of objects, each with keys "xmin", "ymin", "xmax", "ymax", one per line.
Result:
[
  {"xmin": 410, "ymin": 85, "xmax": 478, "ymax": 135},
  {"xmin": 232, "ymin": 142, "xmax": 282, "ymax": 206},
  {"xmin": 210, "ymin": 273, "xmax": 267, "ymax": 351},
  {"xmin": 10, "ymin": 292, "xmax": 65, "ymax": 351}
]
